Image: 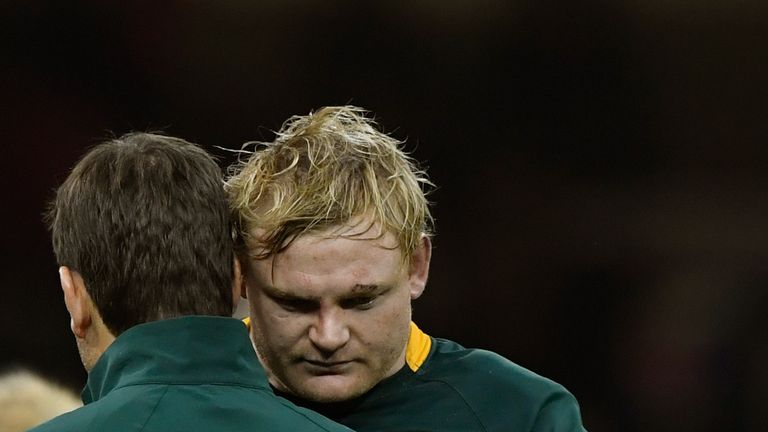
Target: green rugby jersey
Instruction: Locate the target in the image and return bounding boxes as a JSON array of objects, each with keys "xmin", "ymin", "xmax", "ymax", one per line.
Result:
[
  {"xmin": 32, "ymin": 317, "xmax": 352, "ymax": 432},
  {"xmin": 279, "ymin": 322, "xmax": 587, "ymax": 432}
]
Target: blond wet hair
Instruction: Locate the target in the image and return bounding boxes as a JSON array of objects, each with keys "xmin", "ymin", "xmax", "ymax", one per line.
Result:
[{"xmin": 227, "ymin": 105, "xmax": 434, "ymax": 262}]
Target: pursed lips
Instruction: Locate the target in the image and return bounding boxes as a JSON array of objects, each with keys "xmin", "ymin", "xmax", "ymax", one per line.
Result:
[{"xmin": 301, "ymin": 359, "xmax": 354, "ymax": 374}]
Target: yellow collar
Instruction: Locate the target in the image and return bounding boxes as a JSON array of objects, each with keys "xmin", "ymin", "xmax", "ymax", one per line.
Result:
[{"xmin": 405, "ymin": 321, "xmax": 431, "ymax": 372}]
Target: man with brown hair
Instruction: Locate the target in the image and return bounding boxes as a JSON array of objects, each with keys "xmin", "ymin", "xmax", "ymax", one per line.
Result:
[
  {"xmin": 227, "ymin": 106, "xmax": 588, "ymax": 431},
  {"xmin": 33, "ymin": 133, "xmax": 351, "ymax": 432}
]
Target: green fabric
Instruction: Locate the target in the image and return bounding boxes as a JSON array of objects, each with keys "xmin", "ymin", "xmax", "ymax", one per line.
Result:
[
  {"xmin": 282, "ymin": 336, "xmax": 587, "ymax": 432},
  {"xmin": 29, "ymin": 316, "xmax": 351, "ymax": 432}
]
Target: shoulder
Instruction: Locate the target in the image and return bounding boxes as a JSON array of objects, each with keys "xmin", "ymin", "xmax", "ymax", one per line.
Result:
[
  {"xmin": 26, "ymin": 400, "xmax": 131, "ymax": 432},
  {"xmin": 27, "ymin": 409, "xmax": 80, "ymax": 432},
  {"xmin": 29, "ymin": 384, "xmax": 169, "ymax": 432},
  {"xmin": 421, "ymin": 338, "xmax": 586, "ymax": 431},
  {"xmin": 31, "ymin": 384, "xmax": 351, "ymax": 432},
  {"xmin": 145, "ymin": 384, "xmax": 351, "ymax": 432},
  {"xmin": 426, "ymin": 338, "xmax": 562, "ymax": 395}
]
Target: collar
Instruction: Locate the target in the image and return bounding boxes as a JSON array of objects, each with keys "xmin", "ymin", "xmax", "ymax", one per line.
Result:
[
  {"xmin": 405, "ymin": 322, "xmax": 431, "ymax": 371},
  {"xmin": 83, "ymin": 316, "xmax": 268, "ymax": 403}
]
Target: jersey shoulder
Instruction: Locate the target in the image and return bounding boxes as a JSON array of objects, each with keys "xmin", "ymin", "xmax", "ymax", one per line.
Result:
[
  {"xmin": 420, "ymin": 337, "xmax": 586, "ymax": 431},
  {"xmin": 426, "ymin": 338, "xmax": 563, "ymax": 393},
  {"xmin": 30, "ymin": 383, "xmax": 351, "ymax": 432},
  {"xmin": 28, "ymin": 384, "xmax": 171, "ymax": 432}
]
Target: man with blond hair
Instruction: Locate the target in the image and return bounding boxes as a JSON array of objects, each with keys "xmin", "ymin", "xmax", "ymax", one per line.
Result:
[{"xmin": 227, "ymin": 106, "xmax": 588, "ymax": 431}]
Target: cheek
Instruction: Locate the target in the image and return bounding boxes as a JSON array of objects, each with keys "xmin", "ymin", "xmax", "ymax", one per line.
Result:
[
  {"xmin": 360, "ymin": 297, "xmax": 411, "ymax": 349},
  {"xmin": 252, "ymin": 303, "xmax": 304, "ymax": 347},
  {"xmin": 380, "ymin": 289, "xmax": 412, "ymax": 323}
]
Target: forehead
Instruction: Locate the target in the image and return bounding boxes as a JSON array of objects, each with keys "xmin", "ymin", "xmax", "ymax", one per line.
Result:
[
  {"xmin": 285, "ymin": 230, "xmax": 398, "ymax": 265},
  {"xmin": 249, "ymin": 225, "xmax": 405, "ymax": 291}
]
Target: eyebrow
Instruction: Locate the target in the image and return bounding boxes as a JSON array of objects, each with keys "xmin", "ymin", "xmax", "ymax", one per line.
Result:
[
  {"xmin": 350, "ymin": 284, "xmax": 379, "ymax": 294},
  {"xmin": 266, "ymin": 283, "xmax": 383, "ymax": 300}
]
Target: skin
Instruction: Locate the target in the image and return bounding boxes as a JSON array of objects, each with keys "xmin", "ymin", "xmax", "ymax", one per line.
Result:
[
  {"xmin": 243, "ymin": 222, "xmax": 431, "ymax": 402},
  {"xmin": 59, "ymin": 267, "xmax": 115, "ymax": 371},
  {"xmin": 59, "ymin": 261, "xmax": 242, "ymax": 372}
]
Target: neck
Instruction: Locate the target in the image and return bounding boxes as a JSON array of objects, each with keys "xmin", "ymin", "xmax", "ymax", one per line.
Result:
[{"xmin": 80, "ymin": 317, "xmax": 116, "ymax": 372}]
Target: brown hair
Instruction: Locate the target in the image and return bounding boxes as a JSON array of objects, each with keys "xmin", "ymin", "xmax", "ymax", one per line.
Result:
[{"xmin": 46, "ymin": 132, "xmax": 234, "ymax": 335}]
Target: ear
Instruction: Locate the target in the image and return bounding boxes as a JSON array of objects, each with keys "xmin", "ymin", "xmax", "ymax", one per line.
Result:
[
  {"xmin": 59, "ymin": 267, "xmax": 92, "ymax": 339},
  {"xmin": 234, "ymin": 255, "xmax": 249, "ymax": 299},
  {"xmin": 232, "ymin": 256, "xmax": 247, "ymax": 308},
  {"xmin": 408, "ymin": 235, "xmax": 432, "ymax": 300}
]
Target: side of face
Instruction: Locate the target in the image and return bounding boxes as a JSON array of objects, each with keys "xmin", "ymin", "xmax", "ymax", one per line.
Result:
[{"xmin": 243, "ymin": 226, "xmax": 430, "ymax": 403}]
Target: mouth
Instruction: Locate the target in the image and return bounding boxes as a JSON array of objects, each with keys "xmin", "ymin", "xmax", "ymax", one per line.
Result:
[{"xmin": 302, "ymin": 359, "xmax": 353, "ymax": 374}]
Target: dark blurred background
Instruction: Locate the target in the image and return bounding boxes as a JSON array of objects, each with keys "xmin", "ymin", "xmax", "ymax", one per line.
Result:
[{"xmin": 2, "ymin": 1, "xmax": 767, "ymax": 431}]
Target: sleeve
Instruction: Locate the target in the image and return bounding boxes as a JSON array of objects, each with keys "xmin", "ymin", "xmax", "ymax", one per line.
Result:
[{"xmin": 529, "ymin": 389, "xmax": 588, "ymax": 432}]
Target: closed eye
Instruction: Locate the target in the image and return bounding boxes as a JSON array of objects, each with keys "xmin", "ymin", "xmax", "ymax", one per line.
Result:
[
  {"xmin": 273, "ymin": 296, "xmax": 318, "ymax": 313},
  {"xmin": 340, "ymin": 296, "xmax": 377, "ymax": 310}
]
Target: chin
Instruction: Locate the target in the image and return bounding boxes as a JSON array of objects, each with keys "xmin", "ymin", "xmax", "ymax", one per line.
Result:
[{"xmin": 294, "ymin": 376, "xmax": 372, "ymax": 403}]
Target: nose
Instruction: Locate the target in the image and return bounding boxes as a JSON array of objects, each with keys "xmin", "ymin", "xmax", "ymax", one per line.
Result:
[{"xmin": 308, "ymin": 308, "xmax": 350, "ymax": 354}]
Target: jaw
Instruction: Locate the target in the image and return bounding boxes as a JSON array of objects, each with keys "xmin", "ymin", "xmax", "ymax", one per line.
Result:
[
  {"xmin": 249, "ymin": 331, "xmax": 292, "ymax": 394},
  {"xmin": 285, "ymin": 370, "xmax": 373, "ymax": 402}
]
